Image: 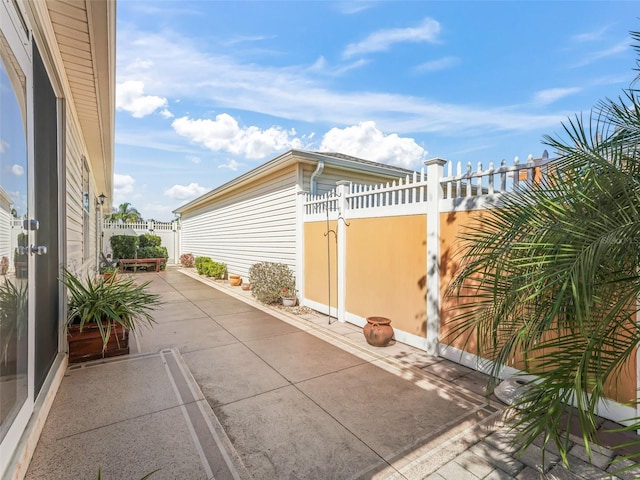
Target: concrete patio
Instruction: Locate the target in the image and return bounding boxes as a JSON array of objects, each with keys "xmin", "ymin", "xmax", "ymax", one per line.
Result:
[{"xmin": 23, "ymin": 268, "xmax": 640, "ymax": 479}]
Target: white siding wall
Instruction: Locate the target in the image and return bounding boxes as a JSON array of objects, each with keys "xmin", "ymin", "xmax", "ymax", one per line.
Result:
[
  {"xmin": 65, "ymin": 113, "xmax": 99, "ymax": 273},
  {"xmin": 302, "ymin": 164, "xmax": 407, "ymax": 195},
  {"xmin": 0, "ymin": 189, "xmax": 13, "ymax": 263},
  {"xmin": 181, "ymin": 166, "xmax": 298, "ymax": 280}
]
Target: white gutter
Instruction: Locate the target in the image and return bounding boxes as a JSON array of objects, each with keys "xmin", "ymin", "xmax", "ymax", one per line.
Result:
[{"xmin": 310, "ymin": 160, "xmax": 324, "ymax": 195}]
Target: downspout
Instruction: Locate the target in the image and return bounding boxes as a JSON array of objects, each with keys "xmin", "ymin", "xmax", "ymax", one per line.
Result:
[{"xmin": 310, "ymin": 160, "xmax": 324, "ymax": 195}]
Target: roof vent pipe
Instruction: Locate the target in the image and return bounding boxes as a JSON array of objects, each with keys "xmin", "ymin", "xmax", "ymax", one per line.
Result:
[{"xmin": 310, "ymin": 160, "xmax": 324, "ymax": 196}]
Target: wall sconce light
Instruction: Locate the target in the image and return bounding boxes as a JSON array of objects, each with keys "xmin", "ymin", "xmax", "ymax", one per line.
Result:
[{"xmin": 98, "ymin": 193, "xmax": 106, "ymax": 206}]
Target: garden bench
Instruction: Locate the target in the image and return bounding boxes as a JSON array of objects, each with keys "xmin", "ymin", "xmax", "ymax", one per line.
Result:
[{"xmin": 118, "ymin": 258, "xmax": 165, "ymax": 273}]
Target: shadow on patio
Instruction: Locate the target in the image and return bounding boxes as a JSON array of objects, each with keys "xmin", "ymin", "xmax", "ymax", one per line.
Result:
[{"xmin": 23, "ymin": 267, "xmax": 528, "ymax": 479}]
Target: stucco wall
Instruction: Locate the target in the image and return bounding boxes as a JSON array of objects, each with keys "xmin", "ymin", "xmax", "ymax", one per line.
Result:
[{"xmin": 438, "ymin": 209, "xmax": 637, "ymax": 404}]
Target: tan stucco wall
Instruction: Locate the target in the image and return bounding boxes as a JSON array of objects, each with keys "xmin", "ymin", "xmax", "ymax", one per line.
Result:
[
  {"xmin": 345, "ymin": 216, "xmax": 426, "ymax": 335},
  {"xmin": 438, "ymin": 210, "xmax": 637, "ymax": 404},
  {"xmin": 304, "ymin": 220, "xmax": 338, "ymax": 308}
]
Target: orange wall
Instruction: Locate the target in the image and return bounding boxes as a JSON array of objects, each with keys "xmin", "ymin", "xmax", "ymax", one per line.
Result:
[
  {"xmin": 345, "ymin": 216, "xmax": 427, "ymax": 335},
  {"xmin": 438, "ymin": 210, "xmax": 637, "ymax": 404},
  {"xmin": 304, "ymin": 221, "xmax": 338, "ymax": 308}
]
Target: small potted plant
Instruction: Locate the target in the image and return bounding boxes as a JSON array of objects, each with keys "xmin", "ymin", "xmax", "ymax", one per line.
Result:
[
  {"xmin": 63, "ymin": 268, "xmax": 161, "ymax": 363},
  {"xmin": 101, "ymin": 266, "xmax": 118, "ymax": 281},
  {"xmin": 280, "ymin": 286, "xmax": 297, "ymax": 307}
]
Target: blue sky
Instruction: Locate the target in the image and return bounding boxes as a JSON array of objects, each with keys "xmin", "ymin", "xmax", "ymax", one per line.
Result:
[{"xmin": 115, "ymin": 1, "xmax": 638, "ymax": 221}]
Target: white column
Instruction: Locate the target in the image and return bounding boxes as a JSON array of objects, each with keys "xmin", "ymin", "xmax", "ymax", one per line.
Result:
[
  {"xmin": 336, "ymin": 181, "xmax": 350, "ymax": 323},
  {"xmin": 425, "ymin": 158, "xmax": 447, "ymax": 356}
]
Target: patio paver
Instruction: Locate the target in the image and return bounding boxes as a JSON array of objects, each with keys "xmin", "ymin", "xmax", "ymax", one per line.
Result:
[{"xmin": 25, "ymin": 267, "xmax": 634, "ymax": 480}]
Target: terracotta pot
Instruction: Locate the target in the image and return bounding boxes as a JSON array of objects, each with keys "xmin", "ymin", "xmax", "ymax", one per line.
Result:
[
  {"xmin": 363, "ymin": 316, "xmax": 394, "ymax": 347},
  {"xmin": 103, "ymin": 271, "xmax": 117, "ymax": 281},
  {"xmin": 228, "ymin": 275, "xmax": 242, "ymax": 286},
  {"xmin": 241, "ymin": 283, "xmax": 250, "ymax": 291},
  {"xmin": 67, "ymin": 322, "xmax": 129, "ymax": 363}
]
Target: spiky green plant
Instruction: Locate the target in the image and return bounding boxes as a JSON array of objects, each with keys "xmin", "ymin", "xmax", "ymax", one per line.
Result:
[
  {"xmin": 63, "ymin": 268, "xmax": 160, "ymax": 351},
  {"xmin": 447, "ymin": 30, "xmax": 640, "ymax": 468},
  {"xmin": 0, "ymin": 278, "xmax": 27, "ymax": 364}
]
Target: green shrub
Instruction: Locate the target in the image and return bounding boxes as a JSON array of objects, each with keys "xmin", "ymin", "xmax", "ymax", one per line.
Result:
[
  {"xmin": 138, "ymin": 246, "xmax": 169, "ymax": 270},
  {"xmin": 204, "ymin": 261, "xmax": 226, "ymax": 279},
  {"xmin": 249, "ymin": 262, "xmax": 295, "ymax": 304},
  {"xmin": 195, "ymin": 256, "xmax": 212, "ymax": 275},
  {"xmin": 139, "ymin": 234, "xmax": 161, "ymax": 248},
  {"xmin": 138, "ymin": 246, "xmax": 168, "ymax": 259},
  {"xmin": 110, "ymin": 235, "xmax": 138, "ymax": 259}
]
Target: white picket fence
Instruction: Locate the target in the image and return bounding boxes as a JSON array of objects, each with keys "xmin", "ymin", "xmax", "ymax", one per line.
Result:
[
  {"xmin": 301, "ymin": 151, "xmax": 556, "ymax": 356},
  {"xmin": 102, "ymin": 220, "xmax": 180, "ymax": 264},
  {"xmin": 303, "ymin": 151, "xmax": 553, "ymax": 218}
]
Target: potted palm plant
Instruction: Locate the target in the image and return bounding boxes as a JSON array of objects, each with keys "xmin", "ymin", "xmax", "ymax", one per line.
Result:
[{"xmin": 63, "ymin": 268, "xmax": 161, "ymax": 363}]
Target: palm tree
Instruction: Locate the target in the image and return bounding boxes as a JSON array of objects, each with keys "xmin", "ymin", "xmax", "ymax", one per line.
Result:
[
  {"xmin": 448, "ymin": 31, "xmax": 640, "ymax": 467},
  {"xmin": 105, "ymin": 202, "xmax": 143, "ymax": 223}
]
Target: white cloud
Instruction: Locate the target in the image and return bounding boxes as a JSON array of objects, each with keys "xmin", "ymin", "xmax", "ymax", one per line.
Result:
[
  {"xmin": 0, "ymin": 139, "xmax": 8, "ymax": 153},
  {"xmin": 114, "ymin": 173, "xmax": 135, "ymax": 195},
  {"xmin": 571, "ymin": 40, "xmax": 630, "ymax": 68},
  {"xmin": 415, "ymin": 56, "xmax": 460, "ymax": 73},
  {"xmin": 343, "ymin": 18, "xmax": 441, "ymax": 58},
  {"xmin": 334, "ymin": 1, "xmax": 377, "ymax": 14},
  {"xmin": 572, "ymin": 26, "xmax": 610, "ymax": 43},
  {"xmin": 11, "ymin": 164, "xmax": 23, "ymax": 176},
  {"xmin": 116, "ymin": 80, "xmax": 169, "ymax": 118},
  {"xmin": 187, "ymin": 155, "xmax": 201, "ymax": 164},
  {"xmin": 310, "ymin": 56, "xmax": 369, "ymax": 76},
  {"xmin": 164, "ymin": 182, "xmax": 208, "ymax": 200},
  {"xmin": 219, "ymin": 159, "xmax": 241, "ymax": 171},
  {"xmin": 116, "ymin": 26, "xmax": 568, "ymax": 138},
  {"xmin": 172, "ymin": 113, "xmax": 303, "ymax": 159},
  {"xmin": 319, "ymin": 121, "xmax": 426, "ymax": 168},
  {"xmin": 533, "ymin": 87, "xmax": 582, "ymax": 105}
]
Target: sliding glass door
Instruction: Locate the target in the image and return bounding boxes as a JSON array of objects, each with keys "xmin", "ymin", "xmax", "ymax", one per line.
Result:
[{"xmin": 0, "ymin": 2, "xmax": 32, "ymax": 475}]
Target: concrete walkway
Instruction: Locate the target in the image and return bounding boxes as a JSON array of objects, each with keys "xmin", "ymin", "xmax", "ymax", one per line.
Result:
[{"xmin": 25, "ymin": 268, "xmax": 640, "ymax": 479}]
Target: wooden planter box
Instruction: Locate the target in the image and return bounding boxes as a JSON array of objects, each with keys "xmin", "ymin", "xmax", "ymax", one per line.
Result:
[{"xmin": 67, "ymin": 322, "xmax": 129, "ymax": 363}]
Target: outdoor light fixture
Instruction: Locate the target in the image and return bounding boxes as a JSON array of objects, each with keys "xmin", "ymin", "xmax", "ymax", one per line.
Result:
[{"xmin": 98, "ymin": 193, "xmax": 106, "ymax": 206}]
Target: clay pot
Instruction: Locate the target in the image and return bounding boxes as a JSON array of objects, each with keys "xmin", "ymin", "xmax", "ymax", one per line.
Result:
[
  {"xmin": 241, "ymin": 283, "xmax": 250, "ymax": 291},
  {"xmin": 228, "ymin": 275, "xmax": 242, "ymax": 286},
  {"xmin": 363, "ymin": 316, "xmax": 394, "ymax": 347}
]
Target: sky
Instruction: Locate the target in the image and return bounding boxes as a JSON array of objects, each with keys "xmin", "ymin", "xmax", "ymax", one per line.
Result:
[{"xmin": 114, "ymin": 0, "xmax": 639, "ymax": 221}]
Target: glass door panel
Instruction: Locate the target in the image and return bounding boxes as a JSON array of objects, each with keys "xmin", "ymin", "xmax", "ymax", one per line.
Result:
[{"xmin": 0, "ymin": 37, "xmax": 29, "ymax": 443}]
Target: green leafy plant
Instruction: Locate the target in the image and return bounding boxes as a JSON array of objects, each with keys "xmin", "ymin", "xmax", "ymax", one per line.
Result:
[
  {"xmin": 0, "ymin": 279, "xmax": 27, "ymax": 364},
  {"xmin": 138, "ymin": 246, "xmax": 169, "ymax": 270},
  {"xmin": 204, "ymin": 261, "xmax": 226, "ymax": 279},
  {"xmin": 62, "ymin": 268, "xmax": 161, "ymax": 351},
  {"xmin": 447, "ymin": 29, "xmax": 640, "ymax": 470},
  {"xmin": 110, "ymin": 235, "xmax": 138, "ymax": 260},
  {"xmin": 194, "ymin": 256, "xmax": 226, "ymax": 278},
  {"xmin": 179, "ymin": 253, "xmax": 195, "ymax": 268},
  {"xmin": 195, "ymin": 256, "xmax": 212, "ymax": 275},
  {"xmin": 249, "ymin": 262, "xmax": 295, "ymax": 304},
  {"xmin": 139, "ymin": 234, "xmax": 161, "ymax": 248}
]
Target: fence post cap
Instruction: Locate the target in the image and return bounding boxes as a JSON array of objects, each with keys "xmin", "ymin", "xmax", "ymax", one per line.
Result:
[{"xmin": 424, "ymin": 158, "xmax": 447, "ymax": 166}]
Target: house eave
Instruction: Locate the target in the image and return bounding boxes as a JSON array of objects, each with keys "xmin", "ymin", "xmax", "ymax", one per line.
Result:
[{"xmin": 174, "ymin": 149, "xmax": 414, "ymax": 215}]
